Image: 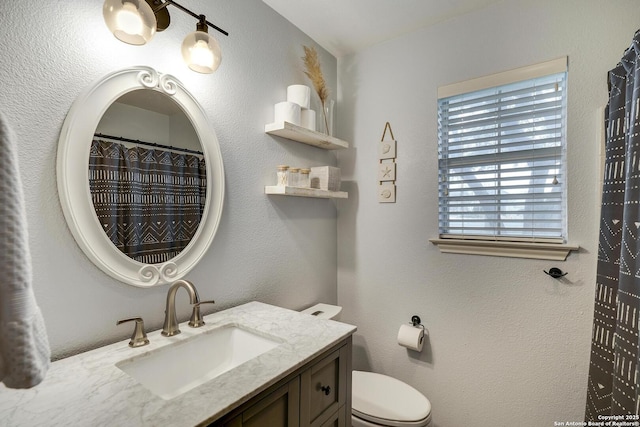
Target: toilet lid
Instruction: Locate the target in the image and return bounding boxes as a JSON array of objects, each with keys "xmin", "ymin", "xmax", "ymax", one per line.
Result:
[{"xmin": 352, "ymin": 371, "xmax": 431, "ymax": 423}]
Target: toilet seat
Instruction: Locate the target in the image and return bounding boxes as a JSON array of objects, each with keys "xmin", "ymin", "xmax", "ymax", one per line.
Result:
[
  {"xmin": 352, "ymin": 414, "xmax": 431, "ymax": 427},
  {"xmin": 352, "ymin": 371, "xmax": 432, "ymax": 427}
]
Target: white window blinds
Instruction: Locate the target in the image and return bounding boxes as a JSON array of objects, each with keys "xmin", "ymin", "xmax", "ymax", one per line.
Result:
[{"xmin": 437, "ymin": 63, "xmax": 567, "ymax": 242}]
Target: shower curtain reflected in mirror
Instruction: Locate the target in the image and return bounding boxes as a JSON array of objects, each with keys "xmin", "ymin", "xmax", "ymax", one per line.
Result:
[
  {"xmin": 586, "ymin": 30, "xmax": 640, "ymax": 419},
  {"xmin": 88, "ymin": 139, "xmax": 206, "ymax": 264}
]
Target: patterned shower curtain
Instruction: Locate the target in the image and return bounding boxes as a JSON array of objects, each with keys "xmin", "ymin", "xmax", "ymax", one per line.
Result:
[
  {"xmin": 88, "ymin": 139, "xmax": 206, "ymax": 265},
  {"xmin": 585, "ymin": 30, "xmax": 640, "ymax": 419}
]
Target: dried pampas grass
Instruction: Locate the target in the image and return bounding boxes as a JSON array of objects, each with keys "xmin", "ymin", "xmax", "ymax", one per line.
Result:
[{"xmin": 302, "ymin": 45, "xmax": 330, "ymax": 134}]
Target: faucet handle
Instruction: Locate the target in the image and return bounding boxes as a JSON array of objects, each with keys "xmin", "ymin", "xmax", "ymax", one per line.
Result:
[
  {"xmin": 117, "ymin": 317, "xmax": 150, "ymax": 348},
  {"xmin": 189, "ymin": 300, "xmax": 216, "ymax": 328}
]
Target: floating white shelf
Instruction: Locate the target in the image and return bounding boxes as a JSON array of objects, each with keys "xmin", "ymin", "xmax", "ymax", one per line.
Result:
[
  {"xmin": 265, "ymin": 186, "xmax": 348, "ymax": 199},
  {"xmin": 265, "ymin": 121, "xmax": 349, "ymax": 150}
]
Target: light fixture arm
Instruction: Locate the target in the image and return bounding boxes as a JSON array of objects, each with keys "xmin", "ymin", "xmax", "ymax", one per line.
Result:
[
  {"xmin": 150, "ymin": 0, "xmax": 229, "ymax": 36},
  {"xmin": 196, "ymin": 15, "xmax": 208, "ymax": 33}
]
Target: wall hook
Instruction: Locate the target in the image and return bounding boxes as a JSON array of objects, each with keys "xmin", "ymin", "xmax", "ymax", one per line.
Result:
[{"xmin": 544, "ymin": 267, "xmax": 567, "ymax": 278}]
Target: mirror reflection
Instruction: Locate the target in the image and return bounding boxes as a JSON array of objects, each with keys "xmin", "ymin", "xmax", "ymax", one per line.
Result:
[{"xmin": 88, "ymin": 89, "xmax": 206, "ymax": 264}]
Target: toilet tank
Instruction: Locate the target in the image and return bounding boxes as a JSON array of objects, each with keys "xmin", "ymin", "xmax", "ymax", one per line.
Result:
[{"xmin": 300, "ymin": 303, "xmax": 342, "ymax": 320}]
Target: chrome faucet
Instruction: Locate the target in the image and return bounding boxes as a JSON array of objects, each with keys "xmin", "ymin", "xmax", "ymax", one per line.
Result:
[{"xmin": 162, "ymin": 279, "xmax": 200, "ymax": 336}]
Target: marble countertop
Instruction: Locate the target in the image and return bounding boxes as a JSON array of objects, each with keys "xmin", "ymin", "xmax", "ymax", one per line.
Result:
[{"xmin": 0, "ymin": 301, "xmax": 356, "ymax": 427}]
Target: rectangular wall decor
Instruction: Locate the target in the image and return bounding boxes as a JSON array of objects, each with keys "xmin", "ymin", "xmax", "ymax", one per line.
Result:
[{"xmin": 378, "ymin": 122, "xmax": 397, "ymax": 203}]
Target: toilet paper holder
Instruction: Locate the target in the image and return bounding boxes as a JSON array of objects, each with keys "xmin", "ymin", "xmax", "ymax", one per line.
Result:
[
  {"xmin": 411, "ymin": 315, "xmax": 424, "ymax": 329},
  {"xmin": 398, "ymin": 315, "xmax": 426, "ymax": 351}
]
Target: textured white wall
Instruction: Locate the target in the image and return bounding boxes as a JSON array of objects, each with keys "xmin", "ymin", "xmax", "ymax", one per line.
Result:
[
  {"xmin": 0, "ymin": 0, "xmax": 338, "ymax": 359},
  {"xmin": 337, "ymin": 0, "xmax": 639, "ymax": 425}
]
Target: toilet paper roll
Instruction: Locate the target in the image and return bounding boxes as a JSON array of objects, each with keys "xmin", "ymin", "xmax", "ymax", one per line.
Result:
[
  {"xmin": 274, "ymin": 101, "xmax": 301, "ymax": 126},
  {"xmin": 397, "ymin": 324, "xmax": 424, "ymax": 352},
  {"xmin": 287, "ymin": 85, "xmax": 311, "ymax": 109},
  {"xmin": 301, "ymin": 109, "xmax": 316, "ymax": 131}
]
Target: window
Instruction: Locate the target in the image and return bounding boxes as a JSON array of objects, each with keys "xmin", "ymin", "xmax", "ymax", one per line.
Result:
[{"xmin": 432, "ymin": 58, "xmax": 577, "ymax": 260}]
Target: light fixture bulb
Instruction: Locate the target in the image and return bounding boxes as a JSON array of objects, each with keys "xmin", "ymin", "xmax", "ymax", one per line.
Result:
[
  {"xmin": 103, "ymin": 0, "xmax": 157, "ymax": 46},
  {"xmin": 191, "ymin": 40, "xmax": 215, "ymax": 67},
  {"xmin": 118, "ymin": 3, "xmax": 144, "ymax": 33},
  {"xmin": 181, "ymin": 29, "xmax": 222, "ymax": 74}
]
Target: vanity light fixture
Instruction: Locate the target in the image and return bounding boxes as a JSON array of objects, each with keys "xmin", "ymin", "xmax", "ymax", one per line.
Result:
[{"xmin": 102, "ymin": 0, "xmax": 228, "ymax": 74}]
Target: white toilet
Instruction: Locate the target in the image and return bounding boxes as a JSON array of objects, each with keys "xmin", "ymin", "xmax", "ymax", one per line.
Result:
[{"xmin": 301, "ymin": 304, "xmax": 432, "ymax": 427}]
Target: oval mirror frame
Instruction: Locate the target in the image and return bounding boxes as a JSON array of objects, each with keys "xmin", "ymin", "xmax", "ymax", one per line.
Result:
[{"xmin": 57, "ymin": 66, "xmax": 225, "ymax": 287}]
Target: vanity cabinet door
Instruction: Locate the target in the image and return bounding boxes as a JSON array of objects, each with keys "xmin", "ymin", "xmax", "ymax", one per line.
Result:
[
  {"xmin": 319, "ymin": 406, "xmax": 346, "ymax": 427},
  {"xmin": 214, "ymin": 377, "xmax": 300, "ymax": 427},
  {"xmin": 300, "ymin": 346, "xmax": 347, "ymax": 427}
]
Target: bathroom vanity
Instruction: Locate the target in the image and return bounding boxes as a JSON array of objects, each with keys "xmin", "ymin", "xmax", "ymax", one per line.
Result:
[{"xmin": 0, "ymin": 302, "xmax": 355, "ymax": 427}]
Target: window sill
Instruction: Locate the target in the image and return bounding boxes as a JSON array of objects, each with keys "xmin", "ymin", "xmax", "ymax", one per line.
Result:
[{"xmin": 429, "ymin": 238, "xmax": 579, "ymax": 261}]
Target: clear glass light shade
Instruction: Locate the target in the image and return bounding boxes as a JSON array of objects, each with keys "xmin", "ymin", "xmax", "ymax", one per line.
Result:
[
  {"xmin": 103, "ymin": 0, "xmax": 156, "ymax": 45},
  {"xmin": 181, "ymin": 31, "xmax": 222, "ymax": 74}
]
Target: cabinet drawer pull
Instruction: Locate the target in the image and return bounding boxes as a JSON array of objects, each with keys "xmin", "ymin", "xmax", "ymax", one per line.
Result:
[{"xmin": 320, "ymin": 385, "xmax": 331, "ymax": 395}]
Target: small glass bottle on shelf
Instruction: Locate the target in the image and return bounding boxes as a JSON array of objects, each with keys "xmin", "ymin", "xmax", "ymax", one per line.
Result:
[
  {"xmin": 277, "ymin": 165, "xmax": 289, "ymax": 186},
  {"xmin": 299, "ymin": 168, "xmax": 310, "ymax": 188},
  {"xmin": 288, "ymin": 168, "xmax": 300, "ymax": 187}
]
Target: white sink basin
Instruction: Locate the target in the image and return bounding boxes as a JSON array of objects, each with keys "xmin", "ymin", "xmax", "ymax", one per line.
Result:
[{"xmin": 116, "ymin": 324, "xmax": 283, "ymax": 400}]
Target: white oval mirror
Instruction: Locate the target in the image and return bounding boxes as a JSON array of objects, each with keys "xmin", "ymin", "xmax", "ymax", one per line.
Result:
[
  {"xmin": 92, "ymin": 89, "xmax": 204, "ymax": 264},
  {"xmin": 57, "ymin": 67, "xmax": 225, "ymax": 287}
]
